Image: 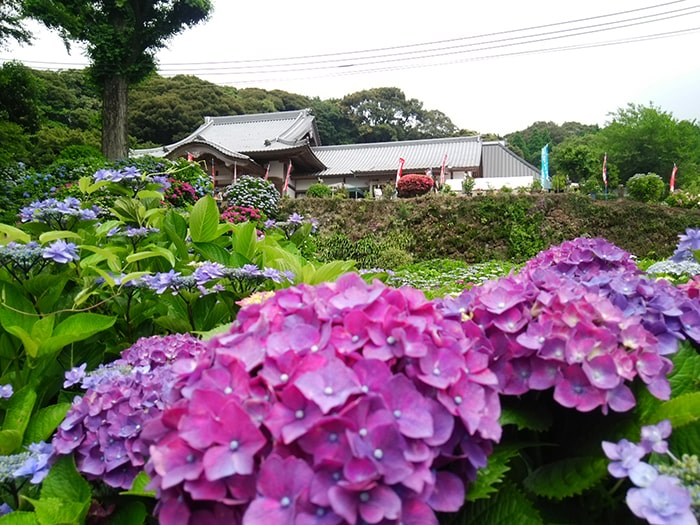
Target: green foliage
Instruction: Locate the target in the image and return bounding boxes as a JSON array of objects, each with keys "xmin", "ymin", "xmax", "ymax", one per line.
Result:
[
  {"xmin": 626, "ymin": 172, "xmax": 666, "ymax": 203},
  {"xmin": 666, "ymin": 189, "xmax": 700, "ymax": 209},
  {"xmin": 223, "ymin": 175, "xmax": 280, "ymax": 219},
  {"xmin": 315, "ymin": 230, "xmax": 415, "ymax": 270},
  {"xmin": 462, "ymin": 176, "xmax": 475, "ymax": 196},
  {"xmin": 550, "ymin": 174, "xmax": 568, "ymax": 193},
  {"xmin": 0, "ymin": 61, "xmax": 41, "ymax": 133},
  {"xmin": 0, "ymin": 1, "xmax": 31, "ymax": 48},
  {"xmin": 305, "ymin": 182, "xmax": 332, "ymax": 198}
]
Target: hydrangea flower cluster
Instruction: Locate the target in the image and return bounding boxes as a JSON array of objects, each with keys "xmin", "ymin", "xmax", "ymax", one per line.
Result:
[
  {"xmin": 133, "ymin": 263, "xmax": 294, "ymax": 296},
  {"xmin": 1, "ymin": 240, "xmax": 79, "ymax": 275},
  {"xmin": 221, "ymin": 205, "xmax": 262, "ymax": 224},
  {"xmin": 19, "ymin": 197, "xmax": 101, "ymax": 229},
  {"xmin": 223, "ymin": 175, "xmax": 280, "ymax": 219},
  {"xmin": 106, "ymin": 225, "xmax": 160, "ymax": 238},
  {"xmin": 42, "ymin": 239, "xmax": 80, "ymax": 264},
  {"xmin": 602, "ymin": 420, "xmax": 698, "ymax": 525},
  {"xmin": 143, "ymin": 273, "xmax": 502, "ymax": 524},
  {"xmin": 271, "ymin": 213, "xmax": 320, "ymax": 238},
  {"xmin": 0, "ymin": 441, "xmax": 53, "ymax": 490},
  {"xmin": 437, "ymin": 237, "xmax": 692, "ymax": 414},
  {"xmin": 519, "ymin": 237, "xmax": 700, "ymax": 353},
  {"xmin": 671, "ymin": 228, "xmax": 700, "ymax": 263},
  {"xmin": 51, "ymin": 334, "xmax": 207, "ymax": 490}
]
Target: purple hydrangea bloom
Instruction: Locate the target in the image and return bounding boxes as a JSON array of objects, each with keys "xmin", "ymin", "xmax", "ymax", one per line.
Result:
[
  {"xmin": 63, "ymin": 363, "xmax": 87, "ymax": 388},
  {"xmin": 626, "ymin": 475, "xmax": 696, "ymax": 525},
  {"xmin": 0, "ymin": 384, "xmax": 13, "ymax": 399},
  {"xmin": 51, "ymin": 334, "xmax": 207, "ymax": 490},
  {"xmin": 144, "ymin": 273, "xmax": 502, "ymax": 524},
  {"xmin": 640, "ymin": 420, "xmax": 672, "ymax": 455},
  {"xmin": 602, "ymin": 439, "xmax": 646, "ymax": 478},
  {"xmin": 671, "ymin": 228, "xmax": 700, "ymax": 263},
  {"xmin": 0, "ymin": 503, "xmax": 12, "ymax": 516},
  {"xmin": 12, "ymin": 442, "xmax": 53, "ymax": 484},
  {"xmin": 288, "ymin": 213, "xmax": 304, "ymax": 226},
  {"xmin": 42, "ymin": 239, "xmax": 79, "ymax": 264}
]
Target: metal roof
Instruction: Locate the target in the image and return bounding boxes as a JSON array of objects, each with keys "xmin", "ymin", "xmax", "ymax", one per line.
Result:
[
  {"xmin": 482, "ymin": 141, "xmax": 540, "ymax": 179},
  {"xmin": 310, "ymin": 135, "xmax": 482, "ymax": 177}
]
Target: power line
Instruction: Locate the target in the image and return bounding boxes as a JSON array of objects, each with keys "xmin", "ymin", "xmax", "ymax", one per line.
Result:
[{"xmin": 155, "ymin": 6, "xmax": 700, "ymax": 75}]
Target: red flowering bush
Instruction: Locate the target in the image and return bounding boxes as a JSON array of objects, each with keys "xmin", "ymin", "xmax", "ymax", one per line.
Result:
[
  {"xmin": 165, "ymin": 177, "xmax": 198, "ymax": 207},
  {"xmin": 397, "ymin": 174, "xmax": 434, "ymax": 198},
  {"xmin": 221, "ymin": 205, "xmax": 263, "ymax": 224}
]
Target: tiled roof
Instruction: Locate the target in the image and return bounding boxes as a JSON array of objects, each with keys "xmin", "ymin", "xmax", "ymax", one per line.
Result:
[
  {"xmin": 310, "ymin": 136, "xmax": 482, "ymax": 177},
  {"xmin": 133, "ymin": 109, "xmax": 320, "ymax": 157}
]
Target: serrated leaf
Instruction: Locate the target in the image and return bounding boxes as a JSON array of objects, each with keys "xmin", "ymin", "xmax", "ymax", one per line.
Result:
[
  {"xmin": 467, "ymin": 446, "xmax": 519, "ymax": 501},
  {"xmin": 463, "ymin": 482, "xmax": 544, "ymax": 525},
  {"xmin": 668, "ymin": 342, "xmax": 700, "ymax": 397},
  {"xmin": 0, "ymin": 511, "xmax": 39, "ymax": 524},
  {"xmin": 523, "ymin": 457, "xmax": 608, "ymax": 500},
  {"xmin": 0, "ymin": 429, "xmax": 22, "ymax": 455},
  {"xmin": 41, "ymin": 455, "xmax": 91, "ymax": 503},
  {"xmin": 653, "ymin": 392, "xmax": 700, "ymax": 428},
  {"xmin": 23, "ymin": 403, "xmax": 71, "ymax": 444},
  {"xmin": 499, "ymin": 404, "xmax": 553, "ymax": 432},
  {"xmin": 37, "ymin": 313, "xmax": 116, "ymax": 356},
  {"xmin": 193, "ymin": 241, "xmax": 231, "ymax": 265},
  {"xmin": 25, "ymin": 497, "xmax": 88, "ymax": 525},
  {"xmin": 231, "ymin": 221, "xmax": 259, "ymax": 262}
]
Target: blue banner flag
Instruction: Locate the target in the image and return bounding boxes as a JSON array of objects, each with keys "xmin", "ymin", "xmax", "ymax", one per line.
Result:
[{"xmin": 541, "ymin": 144, "xmax": 549, "ymax": 190}]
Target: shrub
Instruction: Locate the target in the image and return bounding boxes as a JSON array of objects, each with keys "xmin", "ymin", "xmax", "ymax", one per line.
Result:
[
  {"xmin": 626, "ymin": 172, "xmax": 665, "ymax": 203},
  {"xmin": 462, "ymin": 176, "xmax": 475, "ymax": 196},
  {"xmin": 305, "ymin": 182, "xmax": 332, "ymax": 198},
  {"xmin": 223, "ymin": 174, "xmax": 280, "ymax": 218},
  {"xmin": 665, "ymin": 189, "xmax": 700, "ymax": 209},
  {"xmin": 397, "ymin": 173, "xmax": 434, "ymax": 197},
  {"xmin": 551, "ymin": 174, "xmax": 568, "ymax": 193}
]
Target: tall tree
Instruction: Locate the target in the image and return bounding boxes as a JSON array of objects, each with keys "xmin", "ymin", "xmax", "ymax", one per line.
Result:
[
  {"xmin": 0, "ymin": 0, "xmax": 30, "ymax": 49},
  {"xmin": 23, "ymin": 0, "xmax": 213, "ymax": 160},
  {"xmin": 0, "ymin": 61, "xmax": 41, "ymax": 132}
]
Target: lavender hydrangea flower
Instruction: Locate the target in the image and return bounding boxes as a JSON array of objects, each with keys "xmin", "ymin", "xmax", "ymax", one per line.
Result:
[
  {"xmin": 63, "ymin": 363, "xmax": 87, "ymax": 388},
  {"xmin": 626, "ymin": 475, "xmax": 697, "ymax": 525},
  {"xmin": 0, "ymin": 503, "xmax": 12, "ymax": 516},
  {"xmin": 671, "ymin": 228, "xmax": 700, "ymax": 263},
  {"xmin": 12, "ymin": 442, "xmax": 53, "ymax": 484},
  {"xmin": 0, "ymin": 384, "xmax": 13, "ymax": 399},
  {"xmin": 42, "ymin": 239, "xmax": 79, "ymax": 264}
]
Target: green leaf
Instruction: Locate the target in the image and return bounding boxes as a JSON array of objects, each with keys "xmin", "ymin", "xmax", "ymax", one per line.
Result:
[
  {"xmin": 4, "ymin": 326, "xmax": 38, "ymax": 359},
  {"xmin": 25, "ymin": 498, "xmax": 89, "ymax": 525},
  {"xmin": 0, "ymin": 429, "xmax": 22, "ymax": 455},
  {"xmin": 108, "ymin": 502, "xmax": 148, "ymax": 525},
  {"xmin": 189, "ymin": 195, "xmax": 220, "ymax": 242},
  {"xmin": 136, "ymin": 189, "xmax": 165, "ymax": 201},
  {"xmin": 120, "ymin": 471, "xmax": 156, "ymax": 498},
  {"xmin": 231, "ymin": 221, "xmax": 258, "ymax": 261},
  {"xmin": 302, "ymin": 261, "xmax": 354, "ymax": 285},
  {"xmin": 126, "ymin": 247, "xmax": 176, "ymax": 267},
  {"xmin": 463, "ymin": 482, "xmax": 544, "ymax": 525},
  {"xmin": 0, "ymin": 282, "xmax": 38, "ymax": 335},
  {"xmin": 162, "ymin": 210, "xmax": 189, "ymax": 259},
  {"xmin": 0, "ymin": 223, "xmax": 30, "ymax": 244},
  {"xmin": 499, "ymin": 403, "xmax": 553, "ymax": 432},
  {"xmin": 24, "ymin": 403, "xmax": 71, "ymax": 444},
  {"xmin": 78, "ymin": 244, "xmax": 121, "ymax": 267},
  {"xmin": 668, "ymin": 341, "xmax": 700, "ymax": 397},
  {"xmin": 193, "ymin": 241, "xmax": 231, "ymax": 265},
  {"xmin": 467, "ymin": 446, "xmax": 519, "ymax": 501},
  {"xmin": 37, "ymin": 313, "xmax": 116, "ymax": 356},
  {"xmin": 0, "ymin": 511, "xmax": 39, "ymax": 524},
  {"xmin": 3, "ymin": 385, "xmax": 37, "ymax": 442},
  {"xmin": 41, "ymin": 455, "xmax": 91, "ymax": 503},
  {"xmin": 652, "ymin": 392, "xmax": 700, "ymax": 428},
  {"xmin": 38, "ymin": 231, "xmax": 82, "ymax": 244},
  {"xmin": 523, "ymin": 457, "xmax": 608, "ymax": 500}
]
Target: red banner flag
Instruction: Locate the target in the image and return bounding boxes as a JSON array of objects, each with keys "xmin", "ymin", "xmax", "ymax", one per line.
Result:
[
  {"xmin": 670, "ymin": 163, "xmax": 678, "ymax": 192},
  {"xmin": 440, "ymin": 153, "xmax": 447, "ymax": 186},
  {"xmin": 396, "ymin": 157, "xmax": 405, "ymax": 186},
  {"xmin": 187, "ymin": 152, "xmax": 193, "ymax": 162},
  {"xmin": 211, "ymin": 158, "xmax": 216, "ymax": 184},
  {"xmin": 264, "ymin": 164, "xmax": 270, "ymax": 181},
  {"xmin": 602, "ymin": 153, "xmax": 608, "ymax": 186},
  {"xmin": 283, "ymin": 161, "xmax": 293, "ymax": 193}
]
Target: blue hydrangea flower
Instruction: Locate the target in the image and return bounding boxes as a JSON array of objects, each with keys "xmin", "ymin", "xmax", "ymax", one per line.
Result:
[
  {"xmin": 42, "ymin": 240, "xmax": 80, "ymax": 264},
  {"xmin": 0, "ymin": 384, "xmax": 13, "ymax": 399}
]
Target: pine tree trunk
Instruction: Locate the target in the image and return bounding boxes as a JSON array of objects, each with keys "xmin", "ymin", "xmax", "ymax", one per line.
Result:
[{"xmin": 101, "ymin": 74, "xmax": 129, "ymax": 160}]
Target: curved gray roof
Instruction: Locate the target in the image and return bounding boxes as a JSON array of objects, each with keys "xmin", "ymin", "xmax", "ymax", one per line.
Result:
[{"xmin": 310, "ymin": 136, "xmax": 482, "ymax": 177}]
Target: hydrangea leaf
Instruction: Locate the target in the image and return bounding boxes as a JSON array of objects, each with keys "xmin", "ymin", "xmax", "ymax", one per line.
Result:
[
  {"xmin": 668, "ymin": 341, "xmax": 700, "ymax": 397},
  {"xmin": 0, "ymin": 282, "xmax": 38, "ymax": 334},
  {"xmin": 463, "ymin": 481, "xmax": 544, "ymax": 525},
  {"xmin": 666, "ymin": 420, "xmax": 700, "ymax": 458},
  {"xmin": 108, "ymin": 501, "xmax": 148, "ymax": 525},
  {"xmin": 231, "ymin": 221, "xmax": 259, "ymax": 262},
  {"xmin": 38, "ymin": 231, "xmax": 81, "ymax": 244},
  {"xmin": 24, "ymin": 498, "xmax": 89, "ymax": 525},
  {"xmin": 37, "ymin": 313, "xmax": 116, "ymax": 356},
  {"xmin": 467, "ymin": 446, "xmax": 519, "ymax": 501},
  {"xmin": 652, "ymin": 392, "xmax": 700, "ymax": 429},
  {"xmin": 23, "ymin": 403, "xmax": 71, "ymax": 445},
  {"xmin": 125, "ymin": 246, "xmax": 176, "ymax": 267},
  {"xmin": 523, "ymin": 457, "xmax": 608, "ymax": 500},
  {"xmin": 0, "ymin": 223, "xmax": 31, "ymax": 244},
  {"xmin": 499, "ymin": 404, "xmax": 553, "ymax": 432},
  {"xmin": 189, "ymin": 195, "xmax": 220, "ymax": 243},
  {"xmin": 0, "ymin": 511, "xmax": 39, "ymax": 524},
  {"xmin": 301, "ymin": 260, "xmax": 356, "ymax": 285},
  {"xmin": 161, "ymin": 210, "xmax": 189, "ymax": 260},
  {"xmin": 40, "ymin": 455, "xmax": 91, "ymax": 504},
  {"xmin": 0, "ymin": 429, "xmax": 22, "ymax": 455},
  {"xmin": 2, "ymin": 385, "xmax": 37, "ymax": 442},
  {"xmin": 192, "ymin": 242, "xmax": 231, "ymax": 265},
  {"xmin": 120, "ymin": 471, "xmax": 156, "ymax": 498}
]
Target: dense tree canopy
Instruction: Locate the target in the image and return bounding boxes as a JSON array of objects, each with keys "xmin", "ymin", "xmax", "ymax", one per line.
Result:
[
  {"xmin": 23, "ymin": 0, "xmax": 213, "ymax": 159},
  {"xmin": 0, "ymin": 0, "xmax": 30, "ymax": 49},
  {"xmin": 0, "ymin": 61, "xmax": 41, "ymax": 132}
]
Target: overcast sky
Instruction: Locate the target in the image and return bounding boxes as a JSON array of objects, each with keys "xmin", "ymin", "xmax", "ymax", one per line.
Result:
[{"xmin": 3, "ymin": 0, "xmax": 700, "ymax": 136}]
